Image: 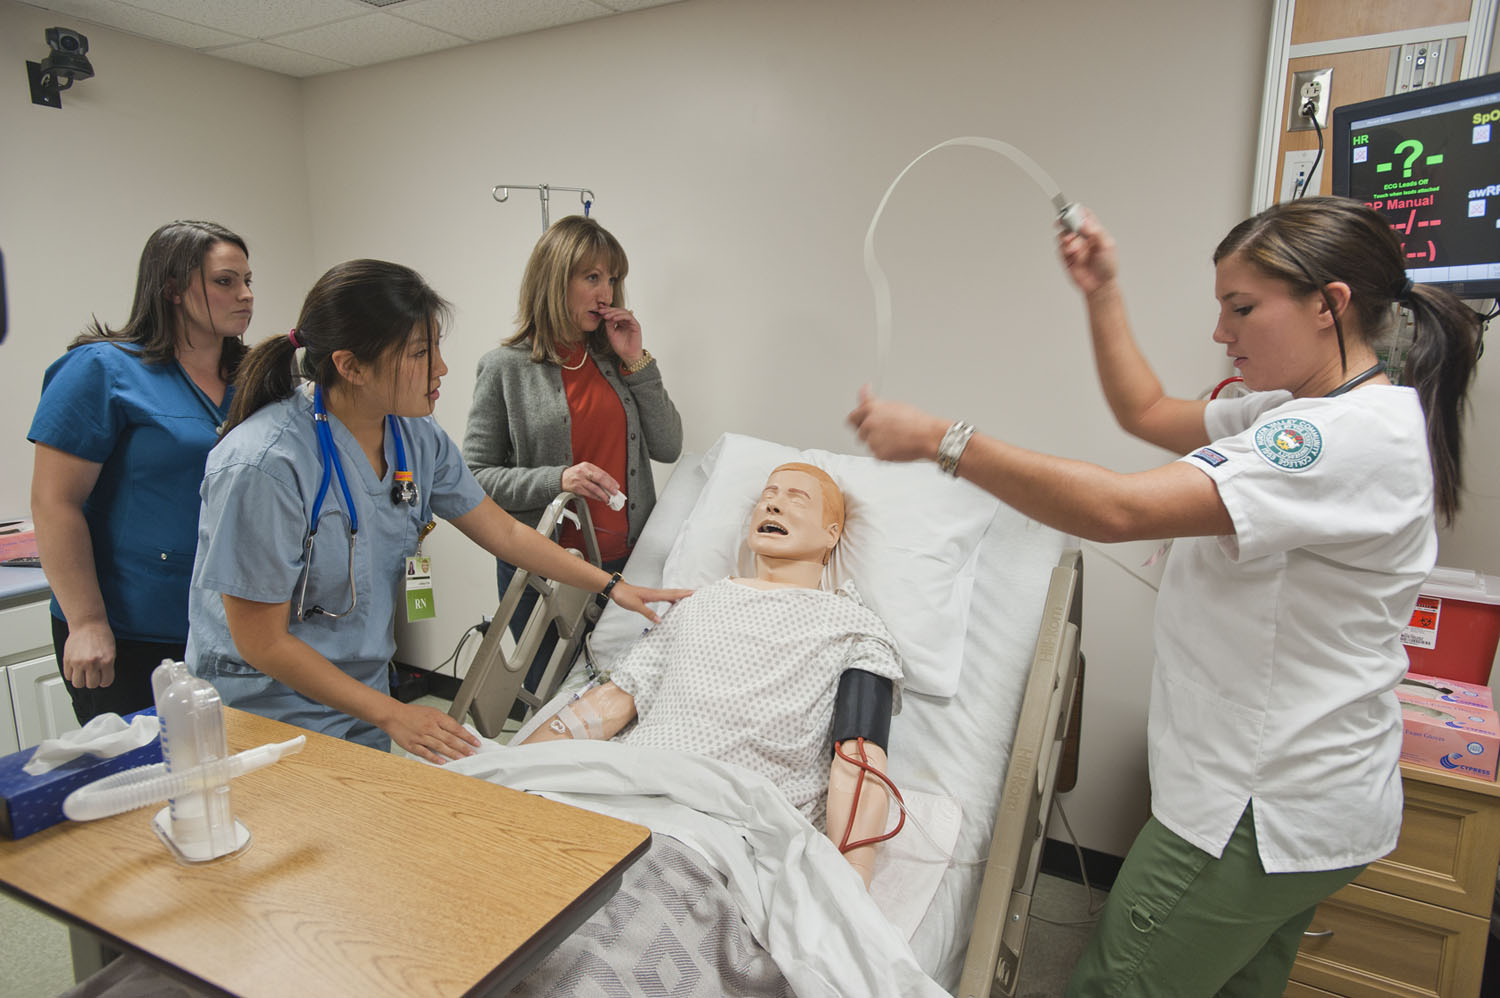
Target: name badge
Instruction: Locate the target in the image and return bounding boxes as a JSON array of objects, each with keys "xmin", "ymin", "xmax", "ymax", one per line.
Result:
[{"xmin": 405, "ymin": 555, "xmax": 435, "ymax": 622}]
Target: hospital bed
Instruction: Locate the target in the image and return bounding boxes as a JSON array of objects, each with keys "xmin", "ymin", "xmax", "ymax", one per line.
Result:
[
  {"xmin": 451, "ymin": 433, "xmax": 1084, "ymax": 996},
  {"xmin": 448, "ymin": 492, "xmax": 607, "ymax": 733}
]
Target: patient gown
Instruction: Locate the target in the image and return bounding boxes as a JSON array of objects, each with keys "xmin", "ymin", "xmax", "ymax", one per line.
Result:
[{"xmin": 609, "ymin": 577, "xmax": 903, "ymax": 826}]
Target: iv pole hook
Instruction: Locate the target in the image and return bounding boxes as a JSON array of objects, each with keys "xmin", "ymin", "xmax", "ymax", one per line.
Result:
[{"xmin": 491, "ymin": 184, "xmax": 598, "ymax": 234}]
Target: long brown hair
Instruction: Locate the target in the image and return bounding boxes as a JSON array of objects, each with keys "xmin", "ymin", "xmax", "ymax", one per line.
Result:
[
  {"xmin": 71, "ymin": 220, "xmax": 249, "ymax": 382},
  {"xmin": 1214, "ymin": 196, "xmax": 1480, "ymax": 524},
  {"xmin": 222, "ymin": 260, "xmax": 449, "ymax": 437},
  {"xmin": 505, "ymin": 215, "xmax": 629, "ymax": 365}
]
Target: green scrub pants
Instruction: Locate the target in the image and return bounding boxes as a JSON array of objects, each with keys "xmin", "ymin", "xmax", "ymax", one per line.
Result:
[{"xmin": 1066, "ymin": 804, "xmax": 1365, "ymax": 997}]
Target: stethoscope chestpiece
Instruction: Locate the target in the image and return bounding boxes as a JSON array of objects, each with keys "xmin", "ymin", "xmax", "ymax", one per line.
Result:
[{"xmin": 391, "ymin": 479, "xmax": 419, "ymax": 507}]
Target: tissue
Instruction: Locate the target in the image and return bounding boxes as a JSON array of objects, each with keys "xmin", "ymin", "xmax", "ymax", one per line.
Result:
[
  {"xmin": 23, "ymin": 713, "xmax": 161, "ymax": 775},
  {"xmin": 0, "ymin": 708, "xmax": 162, "ymax": 838}
]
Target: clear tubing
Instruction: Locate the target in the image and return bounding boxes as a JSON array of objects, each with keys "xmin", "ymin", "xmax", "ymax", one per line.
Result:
[
  {"xmin": 863, "ymin": 137, "xmax": 1080, "ymax": 392},
  {"xmin": 62, "ymin": 738, "xmax": 306, "ymax": 822}
]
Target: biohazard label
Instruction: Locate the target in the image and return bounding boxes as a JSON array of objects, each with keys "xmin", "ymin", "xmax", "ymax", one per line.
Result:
[{"xmin": 1400, "ymin": 595, "xmax": 1441, "ymax": 649}]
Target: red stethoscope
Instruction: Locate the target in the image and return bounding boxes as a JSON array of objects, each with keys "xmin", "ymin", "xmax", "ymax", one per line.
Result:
[{"xmin": 1209, "ymin": 376, "xmax": 1244, "ymax": 400}]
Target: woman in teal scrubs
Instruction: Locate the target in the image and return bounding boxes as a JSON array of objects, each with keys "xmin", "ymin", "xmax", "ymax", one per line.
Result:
[
  {"xmin": 29, "ymin": 221, "xmax": 253, "ymax": 723},
  {"xmin": 187, "ymin": 259, "xmax": 683, "ymax": 763}
]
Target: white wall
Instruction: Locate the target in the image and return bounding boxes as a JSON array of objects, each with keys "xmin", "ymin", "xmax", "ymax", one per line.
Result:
[
  {"xmin": 15, "ymin": 0, "xmax": 1495, "ymax": 859},
  {"xmin": 298, "ymin": 0, "xmax": 1274, "ymax": 856},
  {"xmin": 0, "ymin": 0, "xmax": 314, "ymax": 520}
]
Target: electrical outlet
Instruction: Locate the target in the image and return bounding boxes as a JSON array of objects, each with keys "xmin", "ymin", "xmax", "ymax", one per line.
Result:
[
  {"xmin": 1288, "ymin": 68, "xmax": 1333, "ymax": 131},
  {"xmin": 1280, "ymin": 149, "xmax": 1324, "ymax": 201}
]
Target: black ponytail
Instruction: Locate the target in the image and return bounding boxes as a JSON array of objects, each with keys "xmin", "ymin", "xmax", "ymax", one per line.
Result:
[
  {"xmin": 221, "ymin": 335, "xmax": 301, "ymax": 437},
  {"xmin": 220, "ymin": 259, "xmax": 449, "ymax": 439}
]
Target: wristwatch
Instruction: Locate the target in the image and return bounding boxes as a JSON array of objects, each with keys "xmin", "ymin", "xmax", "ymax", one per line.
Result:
[{"xmin": 621, "ymin": 349, "xmax": 653, "ymax": 375}]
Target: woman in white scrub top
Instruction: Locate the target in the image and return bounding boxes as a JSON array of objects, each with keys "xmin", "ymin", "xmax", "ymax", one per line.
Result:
[
  {"xmin": 187, "ymin": 260, "xmax": 684, "ymax": 764},
  {"xmin": 848, "ymin": 197, "xmax": 1482, "ymax": 996}
]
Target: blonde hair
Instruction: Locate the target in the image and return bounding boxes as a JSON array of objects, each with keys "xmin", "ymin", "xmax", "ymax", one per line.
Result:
[
  {"xmin": 770, "ymin": 462, "xmax": 845, "ymax": 535},
  {"xmin": 505, "ymin": 215, "xmax": 629, "ymax": 365}
]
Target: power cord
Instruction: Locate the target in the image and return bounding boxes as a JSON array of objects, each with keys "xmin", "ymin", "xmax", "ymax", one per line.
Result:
[
  {"xmin": 432, "ymin": 619, "xmax": 487, "ymax": 677},
  {"xmin": 1292, "ymin": 98, "xmax": 1324, "ymax": 200},
  {"xmin": 1029, "ymin": 796, "xmax": 1109, "ymax": 927}
]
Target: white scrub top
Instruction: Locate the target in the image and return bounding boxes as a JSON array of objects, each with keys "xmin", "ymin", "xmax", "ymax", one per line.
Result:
[
  {"xmin": 186, "ymin": 390, "xmax": 486, "ymax": 749},
  {"xmin": 1154, "ymin": 385, "xmax": 1435, "ymax": 873}
]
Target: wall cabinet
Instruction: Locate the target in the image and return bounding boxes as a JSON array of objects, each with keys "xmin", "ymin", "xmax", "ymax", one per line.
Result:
[{"xmin": 1287, "ymin": 764, "xmax": 1500, "ymax": 997}]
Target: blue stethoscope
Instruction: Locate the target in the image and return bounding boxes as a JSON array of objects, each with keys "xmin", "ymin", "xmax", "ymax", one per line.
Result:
[{"xmin": 295, "ymin": 384, "xmax": 418, "ymax": 620}]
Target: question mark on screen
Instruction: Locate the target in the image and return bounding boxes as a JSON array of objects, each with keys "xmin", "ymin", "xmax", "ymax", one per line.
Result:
[{"xmin": 1395, "ymin": 139, "xmax": 1424, "ymax": 178}]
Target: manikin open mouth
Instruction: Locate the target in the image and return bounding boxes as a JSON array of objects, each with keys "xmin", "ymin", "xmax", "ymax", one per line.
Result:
[{"xmin": 757, "ymin": 520, "xmax": 788, "ymax": 535}]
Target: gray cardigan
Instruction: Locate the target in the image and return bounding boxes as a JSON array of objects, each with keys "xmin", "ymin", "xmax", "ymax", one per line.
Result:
[{"xmin": 462, "ymin": 342, "xmax": 683, "ymax": 546}]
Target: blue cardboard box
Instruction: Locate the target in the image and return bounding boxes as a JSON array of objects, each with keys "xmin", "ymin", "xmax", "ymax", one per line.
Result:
[{"xmin": 0, "ymin": 708, "xmax": 161, "ymax": 839}]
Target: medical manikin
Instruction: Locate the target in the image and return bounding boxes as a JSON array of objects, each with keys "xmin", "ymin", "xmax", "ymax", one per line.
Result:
[{"xmin": 521, "ymin": 463, "xmax": 903, "ymax": 884}]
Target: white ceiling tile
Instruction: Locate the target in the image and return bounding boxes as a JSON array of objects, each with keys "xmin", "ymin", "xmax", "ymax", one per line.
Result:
[
  {"xmin": 125, "ymin": 0, "xmax": 369, "ymax": 40},
  {"xmin": 270, "ymin": 12, "xmax": 466, "ymax": 67},
  {"xmin": 208, "ymin": 40, "xmax": 354, "ymax": 78},
  {"xmin": 20, "ymin": 0, "xmax": 246, "ymax": 49},
  {"xmin": 19, "ymin": 0, "xmax": 701, "ymax": 77},
  {"xmin": 389, "ymin": 0, "xmax": 612, "ymax": 42}
]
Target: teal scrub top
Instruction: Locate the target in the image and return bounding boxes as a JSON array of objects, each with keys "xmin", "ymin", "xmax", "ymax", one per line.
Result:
[
  {"xmin": 27, "ymin": 342, "xmax": 231, "ymax": 642},
  {"xmin": 186, "ymin": 390, "xmax": 486, "ymax": 749}
]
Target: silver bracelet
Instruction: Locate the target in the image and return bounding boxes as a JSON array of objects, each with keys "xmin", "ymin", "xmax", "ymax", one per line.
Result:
[{"xmin": 936, "ymin": 420, "xmax": 975, "ymax": 476}]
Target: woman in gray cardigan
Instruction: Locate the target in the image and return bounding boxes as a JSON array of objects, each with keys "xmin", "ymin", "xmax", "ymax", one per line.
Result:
[{"xmin": 464, "ymin": 216, "xmax": 681, "ymax": 692}]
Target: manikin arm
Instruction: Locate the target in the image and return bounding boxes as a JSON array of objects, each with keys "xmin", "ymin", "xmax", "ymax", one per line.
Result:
[
  {"xmin": 827, "ymin": 739, "xmax": 892, "ymax": 887},
  {"xmin": 519, "ymin": 680, "xmax": 639, "ymax": 744},
  {"xmin": 826, "ymin": 668, "xmax": 897, "ymax": 887}
]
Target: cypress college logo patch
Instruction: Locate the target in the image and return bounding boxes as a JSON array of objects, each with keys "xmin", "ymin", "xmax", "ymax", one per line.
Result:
[{"xmin": 1253, "ymin": 417, "xmax": 1323, "ymax": 472}]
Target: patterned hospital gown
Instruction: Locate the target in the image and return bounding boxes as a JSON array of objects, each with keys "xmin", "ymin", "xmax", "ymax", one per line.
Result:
[{"xmin": 610, "ymin": 577, "xmax": 902, "ymax": 827}]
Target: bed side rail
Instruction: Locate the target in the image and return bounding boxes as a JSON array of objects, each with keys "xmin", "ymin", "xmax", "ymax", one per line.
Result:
[
  {"xmin": 448, "ymin": 492, "xmax": 603, "ymax": 738},
  {"xmin": 958, "ymin": 548, "xmax": 1083, "ymax": 998}
]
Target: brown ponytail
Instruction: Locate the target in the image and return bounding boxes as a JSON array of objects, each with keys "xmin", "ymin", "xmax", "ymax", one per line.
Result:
[{"xmin": 1401, "ymin": 283, "xmax": 1481, "ymax": 524}]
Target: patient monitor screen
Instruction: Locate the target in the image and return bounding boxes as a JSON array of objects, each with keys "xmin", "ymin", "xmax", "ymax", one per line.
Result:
[{"xmin": 1332, "ymin": 72, "xmax": 1500, "ymax": 299}]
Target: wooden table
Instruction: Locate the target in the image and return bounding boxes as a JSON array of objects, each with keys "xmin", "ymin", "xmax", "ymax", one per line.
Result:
[{"xmin": 0, "ymin": 709, "xmax": 651, "ymax": 997}]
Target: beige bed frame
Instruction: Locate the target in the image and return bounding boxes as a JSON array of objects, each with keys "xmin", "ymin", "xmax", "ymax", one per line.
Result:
[
  {"xmin": 448, "ymin": 492, "xmax": 605, "ymax": 738},
  {"xmin": 958, "ymin": 548, "xmax": 1084, "ymax": 997},
  {"xmin": 451, "ymin": 501, "xmax": 1084, "ymax": 996}
]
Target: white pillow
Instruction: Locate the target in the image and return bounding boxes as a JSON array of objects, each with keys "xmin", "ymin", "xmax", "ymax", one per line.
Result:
[{"xmin": 660, "ymin": 433, "xmax": 999, "ymax": 697}]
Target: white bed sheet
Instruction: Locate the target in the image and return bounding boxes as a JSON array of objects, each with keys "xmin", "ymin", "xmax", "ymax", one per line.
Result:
[{"xmin": 587, "ymin": 452, "xmax": 1071, "ymax": 990}]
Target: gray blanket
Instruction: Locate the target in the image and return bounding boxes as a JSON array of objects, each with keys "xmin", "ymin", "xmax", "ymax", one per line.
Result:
[{"xmin": 506, "ymin": 836, "xmax": 792, "ymax": 998}]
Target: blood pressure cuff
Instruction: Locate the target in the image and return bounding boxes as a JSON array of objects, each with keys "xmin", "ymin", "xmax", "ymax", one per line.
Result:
[{"xmin": 831, "ymin": 669, "xmax": 893, "ymax": 753}]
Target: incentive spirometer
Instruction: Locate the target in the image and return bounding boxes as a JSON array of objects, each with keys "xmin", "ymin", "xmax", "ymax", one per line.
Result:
[{"xmin": 64, "ymin": 660, "xmax": 304, "ymax": 863}]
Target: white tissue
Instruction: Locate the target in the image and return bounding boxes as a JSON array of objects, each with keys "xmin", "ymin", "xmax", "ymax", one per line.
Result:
[
  {"xmin": 23, "ymin": 712, "xmax": 161, "ymax": 775},
  {"xmin": 607, "ymin": 491, "xmax": 627, "ymax": 511}
]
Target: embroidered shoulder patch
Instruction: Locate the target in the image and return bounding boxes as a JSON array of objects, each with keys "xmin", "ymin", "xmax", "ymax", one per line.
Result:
[
  {"xmin": 1188, "ymin": 447, "xmax": 1228, "ymax": 468},
  {"xmin": 1253, "ymin": 417, "xmax": 1323, "ymax": 472}
]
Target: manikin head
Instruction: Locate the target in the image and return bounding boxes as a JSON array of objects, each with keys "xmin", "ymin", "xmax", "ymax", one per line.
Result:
[{"xmin": 746, "ymin": 463, "xmax": 845, "ymax": 570}]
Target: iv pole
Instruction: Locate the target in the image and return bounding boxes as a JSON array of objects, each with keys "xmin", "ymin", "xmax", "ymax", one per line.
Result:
[{"xmin": 491, "ymin": 183, "xmax": 596, "ymax": 233}]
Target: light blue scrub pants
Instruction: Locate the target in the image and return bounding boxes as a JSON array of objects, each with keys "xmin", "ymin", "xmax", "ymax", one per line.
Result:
[{"xmin": 1066, "ymin": 804, "xmax": 1365, "ymax": 997}]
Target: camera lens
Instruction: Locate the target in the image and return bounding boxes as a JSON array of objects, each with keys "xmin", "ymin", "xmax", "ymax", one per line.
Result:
[{"xmin": 60, "ymin": 34, "xmax": 79, "ymax": 51}]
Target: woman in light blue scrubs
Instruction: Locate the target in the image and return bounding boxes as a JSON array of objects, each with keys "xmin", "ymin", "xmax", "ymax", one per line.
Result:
[
  {"xmin": 30, "ymin": 221, "xmax": 253, "ymax": 723},
  {"xmin": 186, "ymin": 260, "xmax": 684, "ymax": 763}
]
